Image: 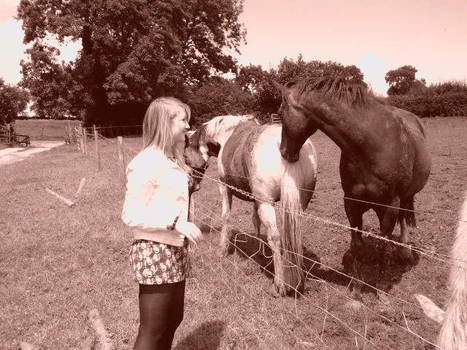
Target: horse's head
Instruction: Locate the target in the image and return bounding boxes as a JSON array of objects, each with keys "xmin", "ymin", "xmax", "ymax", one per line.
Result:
[
  {"xmin": 184, "ymin": 129, "xmax": 218, "ymax": 193},
  {"xmin": 276, "ymin": 81, "xmax": 318, "ymax": 163}
]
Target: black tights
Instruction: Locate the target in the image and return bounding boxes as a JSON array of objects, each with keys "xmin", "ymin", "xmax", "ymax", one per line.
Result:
[{"xmin": 134, "ymin": 281, "xmax": 186, "ymax": 350}]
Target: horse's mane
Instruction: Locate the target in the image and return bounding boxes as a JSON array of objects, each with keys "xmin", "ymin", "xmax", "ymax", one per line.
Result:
[
  {"xmin": 438, "ymin": 190, "xmax": 467, "ymax": 349},
  {"xmin": 296, "ymin": 75, "xmax": 372, "ymax": 106},
  {"xmin": 202, "ymin": 115, "xmax": 257, "ymax": 143}
]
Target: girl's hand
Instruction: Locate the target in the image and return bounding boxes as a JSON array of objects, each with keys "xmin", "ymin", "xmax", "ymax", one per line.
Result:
[{"xmin": 175, "ymin": 221, "xmax": 202, "ymax": 245}]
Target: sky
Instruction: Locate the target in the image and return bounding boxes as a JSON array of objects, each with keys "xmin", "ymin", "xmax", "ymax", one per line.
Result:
[{"xmin": 1, "ymin": 0, "xmax": 466, "ymax": 96}]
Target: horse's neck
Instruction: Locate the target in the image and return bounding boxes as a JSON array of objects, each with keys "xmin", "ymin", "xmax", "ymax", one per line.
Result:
[
  {"xmin": 314, "ymin": 104, "xmax": 380, "ymax": 160},
  {"xmin": 207, "ymin": 124, "xmax": 242, "ymax": 147},
  {"xmin": 210, "ymin": 132, "xmax": 233, "ymax": 147}
]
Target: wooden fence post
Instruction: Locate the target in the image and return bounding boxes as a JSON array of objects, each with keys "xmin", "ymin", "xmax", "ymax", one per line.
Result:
[
  {"xmin": 117, "ymin": 136, "xmax": 126, "ymax": 186},
  {"xmin": 82, "ymin": 127, "xmax": 87, "ymax": 154},
  {"xmin": 94, "ymin": 125, "xmax": 101, "ymax": 171},
  {"xmin": 66, "ymin": 120, "xmax": 71, "ymax": 144},
  {"xmin": 7, "ymin": 123, "xmax": 12, "ymax": 144}
]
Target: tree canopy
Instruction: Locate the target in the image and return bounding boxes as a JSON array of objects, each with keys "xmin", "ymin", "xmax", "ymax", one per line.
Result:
[
  {"xmin": 385, "ymin": 65, "xmax": 418, "ymax": 95},
  {"xmin": 188, "ymin": 76, "xmax": 254, "ymax": 125},
  {"xmin": 17, "ymin": 0, "xmax": 246, "ymax": 125},
  {"xmin": 0, "ymin": 79, "xmax": 29, "ymax": 126},
  {"xmin": 236, "ymin": 55, "xmax": 366, "ymax": 116}
]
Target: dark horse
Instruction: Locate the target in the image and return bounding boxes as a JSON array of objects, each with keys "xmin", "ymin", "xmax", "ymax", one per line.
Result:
[{"xmin": 277, "ymin": 77, "xmax": 431, "ymax": 299}]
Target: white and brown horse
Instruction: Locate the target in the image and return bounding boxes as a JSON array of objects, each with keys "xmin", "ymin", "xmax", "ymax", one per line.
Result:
[
  {"xmin": 185, "ymin": 115, "xmax": 318, "ymax": 296},
  {"xmin": 415, "ymin": 191, "xmax": 467, "ymax": 350}
]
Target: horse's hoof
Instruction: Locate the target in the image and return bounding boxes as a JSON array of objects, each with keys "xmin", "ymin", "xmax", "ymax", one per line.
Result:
[
  {"xmin": 269, "ymin": 283, "xmax": 286, "ymax": 298},
  {"xmin": 217, "ymin": 247, "xmax": 229, "ymax": 258},
  {"xmin": 397, "ymin": 247, "xmax": 415, "ymax": 265},
  {"xmin": 377, "ymin": 290, "xmax": 391, "ymax": 305},
  {"xmin": 344, "ymin": 299, "xmax": 364, "ymax": 311},
  {"xmin": 350, "ymin": 289, "xmax": 363, "ymax": 302}
]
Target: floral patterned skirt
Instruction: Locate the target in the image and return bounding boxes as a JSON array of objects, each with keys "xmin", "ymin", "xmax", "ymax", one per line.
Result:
[{"xmin": 129, "ymin": 239, "xmax": 190, "ymax": 285}]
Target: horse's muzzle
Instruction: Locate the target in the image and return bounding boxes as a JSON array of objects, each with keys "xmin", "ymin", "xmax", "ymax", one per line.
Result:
[{"xmin": 280, "ymin": 147, "xmax": 299, "ymax": 163}]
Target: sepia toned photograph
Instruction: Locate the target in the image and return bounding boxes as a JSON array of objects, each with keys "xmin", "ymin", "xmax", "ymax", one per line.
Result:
[{"xmin": 1, "ymin": 0, "xmax": 466, "ymax": 349}]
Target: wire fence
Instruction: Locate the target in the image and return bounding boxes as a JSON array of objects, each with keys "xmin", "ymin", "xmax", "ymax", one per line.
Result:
[{"xmin": 60, "ymin": 125, "xmax": 466, "ymax": 349}]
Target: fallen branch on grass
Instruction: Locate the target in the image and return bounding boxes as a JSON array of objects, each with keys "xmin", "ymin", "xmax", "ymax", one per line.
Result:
[
  {"xmin": 18, "ymin": 308, "xmax": 113, "ymax": 350},
  {"xmin": 45, "ymin": 187, "xmax": 75, "ymax": 207},
  {"xmin": 19, "ymin": 342, "xmax": 36, "ymax": 350},
  {"xmin": 88, "ymin": 308, "xmax": 114, "ymax": 350},
  {"xmin": 74, "ymin": 177, "xmax": 86, "ymax": 198}
]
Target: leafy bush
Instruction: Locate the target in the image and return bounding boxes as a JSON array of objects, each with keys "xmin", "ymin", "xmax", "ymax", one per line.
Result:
[
  {"xmin": 388, "ymin": 81, "xmax": 467, "ymax": 117},
  {"xmin": 388, "ymin": 91, "xmax": 467, "ymax": 117},
  {"xmin": 187, "ymin": 77, "xmax": 255, "ymax": 126}
]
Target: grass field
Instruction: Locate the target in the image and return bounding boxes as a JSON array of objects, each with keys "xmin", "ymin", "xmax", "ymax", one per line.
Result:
[
  {"xmin": 1, "ymin": 117, "xmax": 466, "ymax": 349},
  {"xmin": 14, "ymin": 119, "xmax": 81, "ymax": 141}
]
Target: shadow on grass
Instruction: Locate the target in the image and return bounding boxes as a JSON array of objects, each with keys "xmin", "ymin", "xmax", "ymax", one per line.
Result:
[
  {"xmin": 226, "ymin": 229, "xmax": 420, "ymax": 297},
  {"xmin": 174, "ymin": 320, "xmax": 225, "ymax": 350}
]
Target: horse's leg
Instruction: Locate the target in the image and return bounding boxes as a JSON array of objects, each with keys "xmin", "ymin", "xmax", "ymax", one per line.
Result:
[
  {"xmin": 343, "ymin": 199, "xmax": 365, "ymax": 300},
  {"xmin": 397, "ymin": 206, "xmax": 414, "ymax": 262},
  {"xmin": 344, "ymin": 199, "xmax": 365, "ymax": 256},
  {"xmin": 252, "ymin": 201, "xmax": 265, "ymax": 256},
  {"xmin": 257, "ymin": 202, "xmax": 286, "ymax": 297},
  {"xmin": 377, "ymin": 199, "xmax": 399, "ymax": 257},
  {"xmin": 375, "ymin": 200, "xmax": 399, "ymax": 302},
  {"xmin": 218, "ymin": 184, "xmax": 233, "ymax": 257},
  {"xmin": 397, "ymin": 214, "xmax": 412, "ymax": 261},
  {"xmin": 252, "ymin": 201, "xmax": 261, "ymax": 237}
]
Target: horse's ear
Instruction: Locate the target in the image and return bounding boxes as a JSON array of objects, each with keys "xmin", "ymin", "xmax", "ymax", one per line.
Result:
[{"xmin": 186, "ymin": 130, "xmax": 199, "ymax": 147}]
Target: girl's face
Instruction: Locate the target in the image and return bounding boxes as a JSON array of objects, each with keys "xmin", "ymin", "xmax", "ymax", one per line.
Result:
[{"xmin": 171, "ymin": 110, "xmax": 190, "ymax": 144}]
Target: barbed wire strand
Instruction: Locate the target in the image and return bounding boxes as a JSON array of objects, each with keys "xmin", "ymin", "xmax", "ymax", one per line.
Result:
[
  {"xmin": 191, "ymin": 168, "xmax": 467, "ymax": 267},
  {"xmin": 192, "ymin": 198, "xmax": 440, "ymax": 349}
]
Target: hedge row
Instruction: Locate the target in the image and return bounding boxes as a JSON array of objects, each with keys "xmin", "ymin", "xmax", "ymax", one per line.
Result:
[{"xmin": 387, "ymin": 92, "xmax": 467, "ymax": 118}]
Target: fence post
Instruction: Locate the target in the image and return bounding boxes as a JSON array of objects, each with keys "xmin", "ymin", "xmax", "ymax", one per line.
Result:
[
  {"xmin": 66, "ymin": 120, "xmax": 71, "ymax": 144},
  {"xmin": 117, "ymin": 136, "xmax": 126, "ymax": 186},
  {"xmin": 82, "ymin": 127, "xmax": 87, "ymax": 154},
  {"xmin": 7, "ymin": 123, "xmax": 12, "ymax": 144},
  {"xmin": 93, "ymin": 125, "xmax": 101, "ymax": 171}
]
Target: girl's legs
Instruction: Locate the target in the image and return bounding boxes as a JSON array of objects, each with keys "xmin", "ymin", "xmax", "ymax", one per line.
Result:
[{"xmin": 134, "ymin": 280, "xmax": 186, "ymax": 350}]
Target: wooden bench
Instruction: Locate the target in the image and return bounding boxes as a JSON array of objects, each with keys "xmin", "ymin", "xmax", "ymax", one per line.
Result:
[
  {"xmin": 270, "ymin": 113, "xmax": 282, "ymax": 124},
  {"xmin": 14, "ymin": 134, "xmax": 31, "ymax": 147},
  {"xmin": 0, "ymin": 126, "xmax": 30, "ymax": 147}
]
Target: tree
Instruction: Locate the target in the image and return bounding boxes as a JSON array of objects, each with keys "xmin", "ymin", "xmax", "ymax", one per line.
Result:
[
  {"xmin": 236, "ymin": 64, "xmax": 269, "ymax": 94},
  {"xmin": 0, "ymin": 79, "xmax": 29, "ymax": 126},
  {"xmin": 17, "ymin": 0, "xmax": 246, "ymax": 126},
  {"xmin": 235, "ymin": 55, "xmax": 366, "ymax": 116},
  {"xmin": 236, "ymin": 64, "xmax": 278, "ymax": 116},
  {"xmin": 20, "ymin": 43, "xmax": 77, "ymax": 119},
  {"xmin": 188, "ymin": 76, "xmax": 254, "ymax": 125},
  {"xmin": 385, "ymin": 65, "xmax": 418, "ymax": 95}
]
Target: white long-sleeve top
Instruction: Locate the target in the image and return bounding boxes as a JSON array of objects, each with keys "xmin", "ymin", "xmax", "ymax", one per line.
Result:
[{"xmin": 121, "ymin": 146, "xmax": 189, "ymax": 247}]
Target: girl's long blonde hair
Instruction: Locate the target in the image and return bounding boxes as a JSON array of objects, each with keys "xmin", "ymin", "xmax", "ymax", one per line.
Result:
[{"xmin": 142, "ymin": 97, "xmax": 191, "ymax": 172}]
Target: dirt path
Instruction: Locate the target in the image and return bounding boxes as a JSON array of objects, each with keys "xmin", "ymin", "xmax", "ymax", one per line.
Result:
[{"xmin": 0, "ymin": 140, "xmax": 65, "ymax": 167}]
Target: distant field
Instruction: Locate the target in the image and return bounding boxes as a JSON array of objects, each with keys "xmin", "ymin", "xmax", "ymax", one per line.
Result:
[
  {"xmin": 1, "ymin": 117, "xmax": 467, "ymax": 349},
  {"xmin": 14, "ymin": 119, "xmax": 81, "ymax": 141}
]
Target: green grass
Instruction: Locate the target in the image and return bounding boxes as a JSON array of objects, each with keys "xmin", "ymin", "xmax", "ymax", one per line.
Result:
[{"xmin": 1, "ymin": 117, "xmax": 467, "ymax": 349}]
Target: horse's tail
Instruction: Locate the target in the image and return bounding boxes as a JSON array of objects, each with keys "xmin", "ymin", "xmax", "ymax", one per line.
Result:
[
  {"xmin": 280, "ymin": 158, "xmax": 306, "ymax": 295},
  {"xmin": 402, "ymin": 196, "xmax": 417, "ymax": 227},
  {"xmin": 438, "ymin": 191, "xmax": 467, "ymax": 349}
]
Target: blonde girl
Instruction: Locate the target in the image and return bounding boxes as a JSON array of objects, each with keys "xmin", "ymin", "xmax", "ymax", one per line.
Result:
[{"xmin": 122, "ymin": 97, "xmax": 202, "ymax": 349}]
